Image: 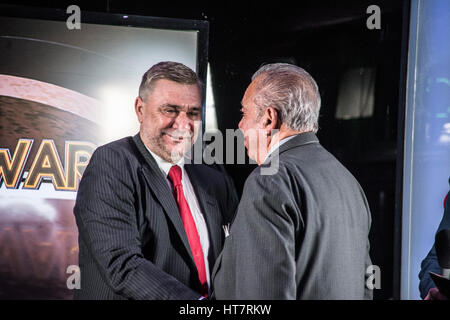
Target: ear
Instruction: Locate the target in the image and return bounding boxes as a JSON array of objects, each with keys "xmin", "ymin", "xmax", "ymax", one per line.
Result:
[
  {"xmin": 134, "ymin": 97, "xmax": 144, "ymax": 123},
  {"xmin": 262, "ymin": 107, "xmax": 279, "ymax": 134}
]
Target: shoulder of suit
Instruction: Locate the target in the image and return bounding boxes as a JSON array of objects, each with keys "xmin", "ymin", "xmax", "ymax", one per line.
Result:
[
  {"xmin": 92, "ymin": 136, "xmax": 136, "ymax": 158},
  {"xmin": 88, "ymin": 136, "xmax": 140, "ymax": 169},
  {"xmin": 96, "ymin": 136, "xmax": 134, "ymax": 151}
]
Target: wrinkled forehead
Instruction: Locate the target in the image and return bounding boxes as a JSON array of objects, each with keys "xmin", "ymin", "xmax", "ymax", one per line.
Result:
[
  {"xmin": 151, "ymin": 79, "xmax": 201, "ymax": 101},
  {"xmin": 241, "ymin": 77, "xmax": 262, "ymax": 107}
]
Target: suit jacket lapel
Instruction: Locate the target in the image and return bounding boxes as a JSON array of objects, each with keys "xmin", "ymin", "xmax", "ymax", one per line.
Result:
[
  {"xmin": 132, "ymin": 134, "xmax": 195, "ymax": 264},
  {"xmin": 184, "ymin": 163, "xmax": 223, "ymax": 269}
]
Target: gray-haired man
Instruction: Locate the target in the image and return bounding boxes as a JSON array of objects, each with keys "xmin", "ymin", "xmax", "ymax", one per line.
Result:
[{"xmin": 212, "ymin": 63, "xmax": 373, "ymax": 300}]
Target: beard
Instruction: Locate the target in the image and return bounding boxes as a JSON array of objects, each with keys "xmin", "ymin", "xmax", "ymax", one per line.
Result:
[{"xmin": 144, "ymin": 128, "xmax": 194, "ymax": 163}]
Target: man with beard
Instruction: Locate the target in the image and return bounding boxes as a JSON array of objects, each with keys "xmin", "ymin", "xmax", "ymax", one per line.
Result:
[
  {"xmin": 212, "ymin": 63, "xmax": 372, "ymax": 299},
  {"xmin": 74, "ymin": 61, "xmax": 238, "ymax": 299}
]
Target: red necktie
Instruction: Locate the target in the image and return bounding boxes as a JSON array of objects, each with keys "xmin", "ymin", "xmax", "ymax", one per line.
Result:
[{"xmin": 168, "ymin": 165, "xmax": 208, "ymax": 297}]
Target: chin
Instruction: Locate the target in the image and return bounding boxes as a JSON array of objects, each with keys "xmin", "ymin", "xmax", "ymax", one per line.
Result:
[
  {"xmin": 247, "ymin": 150, "xmax": 257, "ymax": 162},
  {"xmin": 169, "ymin": 145, "xmax": 192, "ymax": 162},
  {"xmin": 248, "ymin": 149, "xmax": 266, "ymax": 165}
]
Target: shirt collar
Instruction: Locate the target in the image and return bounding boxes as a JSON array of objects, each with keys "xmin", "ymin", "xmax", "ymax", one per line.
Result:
[
  {"xmin": 264, "ymin": 134, "xmax": 298, "ymax": 162},
  {"xmin": 145, "ymin": 145, "xmax": 184, "ymax": 177}
]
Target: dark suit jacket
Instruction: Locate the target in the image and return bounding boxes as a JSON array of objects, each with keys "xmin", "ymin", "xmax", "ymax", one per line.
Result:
[
  {"xmin": 213, "ymin": 132, "xmax": 373, "ymax": 299},
  {"xmin": 419, "ymin": 179, "xmax": 450, "ymax": 299},
  {"xmin": 74, "ymin": 134, "xmax": 238, "ymax": 300}
]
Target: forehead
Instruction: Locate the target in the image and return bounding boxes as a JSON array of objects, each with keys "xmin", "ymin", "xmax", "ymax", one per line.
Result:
[
  {"xmin": 149, "ymin": 79, "xmax": 201, "ymax": 105},
  {"xmin": 242, "ymin": 78, "xmax": 260, "ymax": 107}
]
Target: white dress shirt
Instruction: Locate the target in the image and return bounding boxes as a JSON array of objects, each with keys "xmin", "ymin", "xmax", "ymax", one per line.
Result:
[{"xmin": 145, "ymin": 147, "xmax": 211, "ymax": 290}]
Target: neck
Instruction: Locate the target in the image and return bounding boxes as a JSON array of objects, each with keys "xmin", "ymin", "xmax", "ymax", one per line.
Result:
[
  {"xmin": 256, "ymin": 126, "xmax": 304, "ymax": 165},
  {"xmin": 267, "ymin": 126, "xmax": 303, "ymax": 152}
]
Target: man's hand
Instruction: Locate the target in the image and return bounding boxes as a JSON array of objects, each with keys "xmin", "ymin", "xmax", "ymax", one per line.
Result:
[{"xmin": 425, "ymin": 287, "xmax": 448, "ymax": 300}]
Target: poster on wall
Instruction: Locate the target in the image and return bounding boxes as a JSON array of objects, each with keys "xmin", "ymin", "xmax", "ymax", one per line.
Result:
[{"xmin": 0, "ymin": 6, "xmax": 207, "ymax": 299}]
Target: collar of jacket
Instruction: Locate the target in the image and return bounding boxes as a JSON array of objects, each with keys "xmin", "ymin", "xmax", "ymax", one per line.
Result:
[{"xmin": 265, "ymin": 131, "xmax": 319, "ymax": 163}]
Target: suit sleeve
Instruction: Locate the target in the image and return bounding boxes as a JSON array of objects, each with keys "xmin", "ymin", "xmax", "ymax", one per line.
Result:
[
  {"xmin": 214, "ymin": 170, "xmax": 298, "ymax": 299},
  {"xmin": 74, "ymin": 146, "xmax": 201, "ymax": 300}
]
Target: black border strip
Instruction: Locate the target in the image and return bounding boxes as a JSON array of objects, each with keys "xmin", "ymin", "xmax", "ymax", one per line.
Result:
[{"xmin": 393, "ymin": 0, "xmax": 412, "ymax": 300}]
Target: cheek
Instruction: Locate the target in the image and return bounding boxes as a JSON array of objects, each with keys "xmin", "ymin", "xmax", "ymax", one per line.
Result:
[
  {"xmin": 144, "ymin": 113, "xmax": 171, "ymax": 130},
  {"xmin": 160, "ymin": 117, "xmax": 174, "ymax": 129},
  {"xmin": 241, "ymin": 117, "xmax": 261, "ymax": 138},
  {"xmin": 192, "ymin": 120, "xmax": 201, "ymax": 134}
]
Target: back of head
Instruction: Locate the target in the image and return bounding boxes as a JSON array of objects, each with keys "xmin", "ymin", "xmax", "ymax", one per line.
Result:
[
  {"xmin": 251, "ymin": 63, "xmax": 321, "ymax": 133},
  {"xmin": 139, "ymin": 61, "xmax": 202, "ymax": 101}
]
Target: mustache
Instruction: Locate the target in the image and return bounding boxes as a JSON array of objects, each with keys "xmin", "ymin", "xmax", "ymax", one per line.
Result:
[{"xmin": 162, "ymin": 130, "xmax": 193, "ymax": 139}]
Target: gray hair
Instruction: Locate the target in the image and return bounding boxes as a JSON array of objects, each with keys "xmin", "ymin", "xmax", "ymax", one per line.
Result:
[
  {"xmin": 139, "ymin": 61, "xmax": 202, "ymax": 101},
  {"xmin": 251, "ymin": 63, "xmax": 321, "ymax": 133}
]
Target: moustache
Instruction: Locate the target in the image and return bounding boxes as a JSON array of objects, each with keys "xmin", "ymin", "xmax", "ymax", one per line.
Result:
[{"xmin": 162, "ymin": 130, "xmax": 193, "ymax": 140}]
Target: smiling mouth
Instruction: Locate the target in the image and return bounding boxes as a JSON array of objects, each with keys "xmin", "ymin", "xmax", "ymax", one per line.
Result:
[{"xmin": 163, "ymin": 132, "xmax": 191, "ymax": 142}]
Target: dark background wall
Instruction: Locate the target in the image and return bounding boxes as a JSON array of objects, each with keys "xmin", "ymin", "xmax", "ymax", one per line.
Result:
[{"xmin": 0, "ymin": 0, "xmax": 407, "ymax": 299}]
